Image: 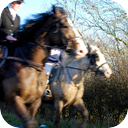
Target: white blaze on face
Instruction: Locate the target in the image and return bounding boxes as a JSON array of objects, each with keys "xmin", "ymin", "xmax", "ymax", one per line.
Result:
[
  {"xmin": 67, "ymin": 18, "xmax": 88, "ymax": 58},
  {"xmin": 95, "ymin": 48, "xmax": 112, "ymax": 78}
]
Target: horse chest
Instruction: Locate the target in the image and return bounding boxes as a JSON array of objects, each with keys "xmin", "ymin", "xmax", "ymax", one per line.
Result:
[{"xmin": 24, "ymin": 94, "xmax": 38, "ymax": 104}]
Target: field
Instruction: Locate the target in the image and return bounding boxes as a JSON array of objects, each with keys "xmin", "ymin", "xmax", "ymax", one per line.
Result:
[{"xmin": 2, "ymin": 112, "xmax": 109, "ymax": 128}]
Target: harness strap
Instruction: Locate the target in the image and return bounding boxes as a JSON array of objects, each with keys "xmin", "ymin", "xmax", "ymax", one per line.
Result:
[
  {"xmin": 0, "ymin": 46, "xmax": 8, "ymax": 68},
  {"xmin": 0, "ymin": 56, "xmax": 45, "ymax": 69},
  {"xmin": 66, "ymin": 66, "xmax": 86, "ymax": 71},
  {"xmin": 18, "ymin": 47, "xmax": 45, "ymax": 72}
]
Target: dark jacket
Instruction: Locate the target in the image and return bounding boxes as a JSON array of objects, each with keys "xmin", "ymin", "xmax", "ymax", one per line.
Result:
[{"xmin": 0, "ymin": 7, "xmax": 20, "ymax": 40}]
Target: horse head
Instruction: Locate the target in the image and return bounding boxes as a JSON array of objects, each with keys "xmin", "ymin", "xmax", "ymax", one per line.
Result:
[
  {"xmin": 35, "ymin": 5, "xmax": 88, "ymax": 59},
  {"xmin": 87, "ymin": 44, "xmax": 112, "ymax": 78}
]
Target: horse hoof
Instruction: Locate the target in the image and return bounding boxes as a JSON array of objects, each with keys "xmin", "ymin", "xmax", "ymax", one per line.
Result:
[{"xmin": 23, "ymin": 120, "xmax": 39, "ymax": 128}]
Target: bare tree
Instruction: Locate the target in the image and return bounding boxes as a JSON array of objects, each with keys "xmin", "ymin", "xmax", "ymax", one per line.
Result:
[
  {"xmin": 54, "ymin": 1, "xmax": 128, "ymax": 125},
  {"xmin": 55, "ymin": 0, "xmax": 128, "ymax": 49}
]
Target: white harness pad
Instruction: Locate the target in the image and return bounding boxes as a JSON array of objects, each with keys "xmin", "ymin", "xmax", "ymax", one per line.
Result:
[{"xmin": 45, "ymin": 62, "xmax": 56, "ymax": 75}]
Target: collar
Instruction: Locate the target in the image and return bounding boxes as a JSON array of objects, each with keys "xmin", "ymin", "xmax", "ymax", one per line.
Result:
[{"xmin": 8, "ymin": 4, "xmax": 17, "ymax": 20}]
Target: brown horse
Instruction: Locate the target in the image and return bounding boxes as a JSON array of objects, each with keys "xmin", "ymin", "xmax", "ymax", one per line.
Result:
[
  {"xmin": 0, "ymin": 6, "xmax": 88, "ymax": 128},
  {"xmin": 43, "ymin": 44, "xmax": 112, "ymax": 128}
]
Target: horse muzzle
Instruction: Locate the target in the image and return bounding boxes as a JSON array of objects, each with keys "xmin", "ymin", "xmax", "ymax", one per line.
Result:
[
  {"xmin": 75, "ymin": 48, "xmax": 88, "ymax": 59},
  {"xmin": 104, "ymin": 69, "xmax": 112, "ymax": 78},
  {"xmin": 96, "ymin": 69, "xmax": 112, "ymax": 78}
]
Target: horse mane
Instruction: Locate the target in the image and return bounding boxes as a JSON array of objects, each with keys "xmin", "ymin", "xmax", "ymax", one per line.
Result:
[
  {"xmin": 17, "ymin": 13, "xmax": 52, "ymax": 41},
  {"xmin": 17, "ymin": 6, "xmax": 67, "ymax": 42}
]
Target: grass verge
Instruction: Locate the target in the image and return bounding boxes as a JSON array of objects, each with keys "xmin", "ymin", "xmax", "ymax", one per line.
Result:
[{"xmin": 2, "ymin": 112, "xmax": 109, "ymax": 128}]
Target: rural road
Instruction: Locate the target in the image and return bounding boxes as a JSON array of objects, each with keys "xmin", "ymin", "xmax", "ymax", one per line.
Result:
[{"xmin": 0, "ymin": 122, "xmax": 23, "ymax": 128}]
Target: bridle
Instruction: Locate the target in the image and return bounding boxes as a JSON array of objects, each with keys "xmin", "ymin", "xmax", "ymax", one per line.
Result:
[
  {"xmin": 21, "ymin": 14, "xmax": 82, "ymax": 50},
  {"xmin": 24, "ymin": 14, "xmax": 82, "ymax": 51},
  {"xmin": 65, "ymin": 53, "xmax": 108, "ymax": 76},
  {"xmin": 94, "ymin": 62, "xmax": 107, "ymax": 75},
  {"xmin": 53, "ymin": 15, "xmax": 82, "ymax": 50}
]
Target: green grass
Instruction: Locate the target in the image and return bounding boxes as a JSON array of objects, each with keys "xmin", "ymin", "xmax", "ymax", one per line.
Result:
[
  {"xmin": 2, "ymin": 112, "xmax": 109, "ymax": 128},
  {"xmin": 2, "ymin": 112, "xmax": 23, "ymax": 126}
]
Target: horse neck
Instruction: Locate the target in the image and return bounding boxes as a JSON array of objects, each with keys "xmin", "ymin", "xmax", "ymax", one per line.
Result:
[
  {"xmin": 67, "ymin": 56, "xmax": 89, "ymax": 72},
  {"xmin": 65, "ymin": 56, "xmax": 89, "ymax": 84},
  {"xmin": 20, "ymin": 43, "xmax": 47, "ymax": 65},
  {"xmin": 31, "ymin": 47, "xmax": 47, "ymax": 64}
]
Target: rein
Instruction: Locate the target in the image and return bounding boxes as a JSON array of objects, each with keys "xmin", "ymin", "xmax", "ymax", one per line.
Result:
[
  {"xmin": 0, "ymin": 40, "xmax": 67, "ymax": 49},
  {"xmin": 0, "ymin": 56, "xmax": 45, "ymax": 70},
  {"xmin": 28, "ymin": 42, "xmax": 67, "ymax": 49},
  {"xmin": 18, "ymin": 47, "xmax": 45, "ymax": 71},
  {"xmin": 0, "ymin": 42, "xmax": 46, "ymax": 71},
  {"xmin": 66, "ymin": 66, "xmax": 86, "ymax": 71}
]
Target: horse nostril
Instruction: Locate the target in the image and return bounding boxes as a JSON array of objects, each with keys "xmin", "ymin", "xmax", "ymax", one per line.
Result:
[
  {"xmin": 104, "ymin": 71, "xmax": 112, "ymax": 78},
  {"xmin": 106, "ymin": 71, "xmax": 109, "ymax": 74},
  {"xmin": 80, "ymin": 50, "xmax": 83, "ymax": 53}
]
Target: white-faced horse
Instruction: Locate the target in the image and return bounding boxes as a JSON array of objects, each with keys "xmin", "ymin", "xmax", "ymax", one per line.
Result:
[{"xmin": 43, "ymin": 44, "xmax": 112, "ymax": 128}]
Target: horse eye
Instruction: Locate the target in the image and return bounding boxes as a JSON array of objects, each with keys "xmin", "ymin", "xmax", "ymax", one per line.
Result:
[
  {"xmin": 90, "ymin": 53, "xmax": 99, "ymax": 65},
  {"xmin": 60, "ymin": 23, "xmax": 68, "ymax": 28},
  {"xmin": 90, "ymin": 58, "xmax": 95, "ymax": 65},
  {"xmin": 92, "ymin": 53, "xmax": 99, "ymax": 60},
  {"xmin": 92, "ymin": 54, "xmax": 96, "ymax": 58}
]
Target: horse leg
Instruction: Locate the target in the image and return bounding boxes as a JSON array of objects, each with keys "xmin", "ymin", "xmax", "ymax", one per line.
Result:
[
  {"xmin": 72, "ymin": 98, "xmax": 88, "ymax": 128},
  {"xmin": 54, "ymin": 100, "xmax": 64, "ymax": 128},
  {"xmin": 11, "ymin": 96, "xmax": 39, "ymax": 128},
  {"xmin": 28, "ymin": 97, "xmax": 41, "ymax": 119}
]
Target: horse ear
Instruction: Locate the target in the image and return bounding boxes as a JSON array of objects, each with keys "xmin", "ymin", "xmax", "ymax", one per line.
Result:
[
  {"xmin": 52, "ymin": 5, "xmax": 56, "ymax": 13},
  {"xmin": 97, "ymin": 44, "xmax": 101, "ymax": 48},
  {"xmin": 87, "ymin": 43, "xmax": 90, "ymax": 49},
  {"xmin": 87, "ymin": 43, "xmax": 91, "ymax": 53},
  {"xmin": 52, "ymin": 5, "xmax": 61, "ymax": 17}
]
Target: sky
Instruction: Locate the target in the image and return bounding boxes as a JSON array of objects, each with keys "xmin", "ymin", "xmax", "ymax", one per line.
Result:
[{"xmin": 0, "ymin": 0, "xmax": 56, "ymax": 25}]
